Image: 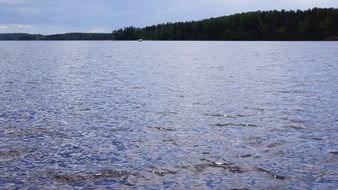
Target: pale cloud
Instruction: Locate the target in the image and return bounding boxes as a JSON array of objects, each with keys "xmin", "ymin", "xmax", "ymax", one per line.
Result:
[
  {"xmin": 0, "ymin": 23, "xmax": 77, "ymax": 34},
  {"xmin": 0, "ymin": 0, "xmax": 31, "ymax": 6},
  {"xmin": 0, "ymin": 25, "xmax": 8, "ymax": 30},
  {"xmin": 89, "ymin": 28, "xmax": 110, "ymax": 33},
  {"xmin": 8, "ymin": 7, "xmax": 36, "ymax": 16},
  {"xmin": 0, "ymin": 24, "xmax": 32, "ymax": 33}
]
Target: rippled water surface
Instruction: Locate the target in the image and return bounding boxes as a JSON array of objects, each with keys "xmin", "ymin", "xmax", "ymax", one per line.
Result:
[{"xmin": 0, "ymin": 41, "xmax": 337, "ymax": 189}]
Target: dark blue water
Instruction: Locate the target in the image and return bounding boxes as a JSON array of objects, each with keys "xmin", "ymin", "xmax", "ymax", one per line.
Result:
[{"xmin": 0, "ymin": 41, "xmax": 337, "ymax": 189}]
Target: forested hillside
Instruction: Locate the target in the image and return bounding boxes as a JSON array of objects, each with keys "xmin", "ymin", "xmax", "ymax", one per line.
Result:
[
  {"xmin": 1, "ymin": 8, "xmax": 337, "ymax": 41},
  {"xmin": 113, "ymin": 8, "xmax": 338, "ymax": 40}
]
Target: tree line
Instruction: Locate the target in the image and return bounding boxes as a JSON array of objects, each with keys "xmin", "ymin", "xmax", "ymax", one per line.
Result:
[
  {"xmin": 113, "ymin": 8, "xmax": 338, "ymax": 40},
  {"xmin": 0, "ymin": 33, "xmax": 112, "ymax": 40},
  {"xmin": 0, "ymin": 8, "xmax": 337, "ymax": 41}
]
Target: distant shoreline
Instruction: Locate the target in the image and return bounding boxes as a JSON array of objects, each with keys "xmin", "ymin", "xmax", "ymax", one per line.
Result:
[{"xmin": 1, "ymin": 8, "xmax": 337, "ymax": 41}]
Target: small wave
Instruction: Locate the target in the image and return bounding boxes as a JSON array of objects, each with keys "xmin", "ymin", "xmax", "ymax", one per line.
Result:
[
  {"xmin": 194, "ymin": 159, "xmax": 247, "ymax": 173},
  {"xmin": 211, "ymin": 123, "xmax": 258, "ymax": 128},
  {"xmin": 256, "ymin": 167, "xmax": 286, "ymax": 180},
  {"xmin": 52, "ymin": 170, "xmax": 135, "ymax": 184},
  {"xmin": 147, "ymin": 126, "xmax": 177, "ymax": 132}
]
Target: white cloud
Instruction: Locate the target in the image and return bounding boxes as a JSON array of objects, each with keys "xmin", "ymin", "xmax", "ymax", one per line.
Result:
[
  {"xmin": 0, "ymin": 24, "xmax": 32, "ymax": 33},
  {"xmin": 0, "ymin": 23, "xmax": 78, "ymax": 34}
]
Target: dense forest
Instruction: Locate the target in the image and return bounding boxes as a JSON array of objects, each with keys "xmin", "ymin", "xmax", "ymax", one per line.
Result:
[
  {"xmin": 113, "ymin": 8, "xmax": 338, "ymax": 40},
  {"xmin": 0, "ymin": 8, "xmax": 337, "ymax": 41}
]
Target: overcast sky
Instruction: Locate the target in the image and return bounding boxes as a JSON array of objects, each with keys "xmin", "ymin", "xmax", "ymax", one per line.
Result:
[{"xmin": 0, "ymin": 0, "xmax": 337, "ymax": 34}]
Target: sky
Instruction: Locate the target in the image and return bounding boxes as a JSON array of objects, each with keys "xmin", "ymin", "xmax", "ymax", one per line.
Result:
[{"xmin": 0, "ymin": 0, "xmax": 337, "ymax": 34}]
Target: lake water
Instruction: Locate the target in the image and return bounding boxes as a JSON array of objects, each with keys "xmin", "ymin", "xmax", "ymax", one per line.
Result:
[{"xmin": 0, "ymin": 41, "xmax": 337, "ymax": 189}]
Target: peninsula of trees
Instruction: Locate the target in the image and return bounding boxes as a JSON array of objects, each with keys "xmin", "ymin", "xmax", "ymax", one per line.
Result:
[{"xmin": 1, "ymin": 8, "xmax": 337, "ymax": 41}]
